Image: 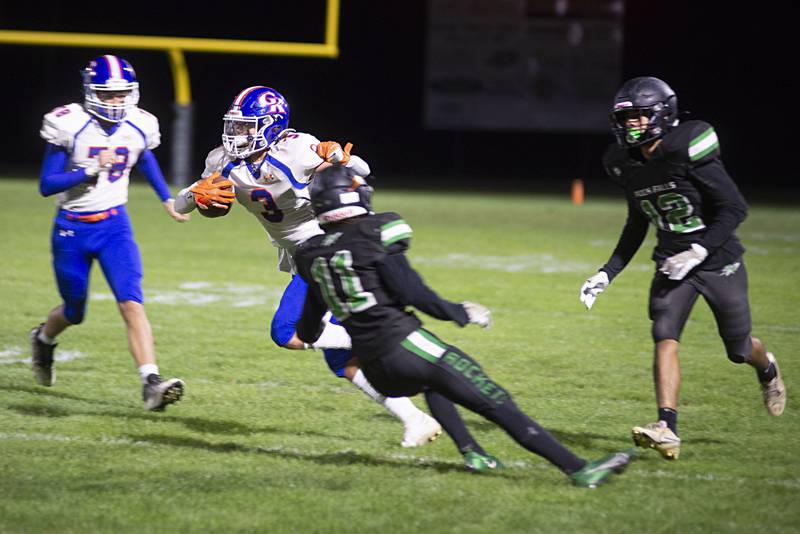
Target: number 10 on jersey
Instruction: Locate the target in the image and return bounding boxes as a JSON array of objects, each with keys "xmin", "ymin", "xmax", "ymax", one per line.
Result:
[{"xmin": 311, "ymin": 250, "xmax": 376, "ymax": 320}]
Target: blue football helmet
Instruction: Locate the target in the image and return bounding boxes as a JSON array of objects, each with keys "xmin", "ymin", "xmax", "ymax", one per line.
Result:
[
  {"xmin": 82, "ymin": 55, "xmax": 140, "ymax": 123},
  {"xmin": 222, "ymin": 86, "xmax": 290, "ymax": 159}
]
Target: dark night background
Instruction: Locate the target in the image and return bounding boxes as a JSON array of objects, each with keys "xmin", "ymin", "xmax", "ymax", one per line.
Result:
[{"xmin": 0, "ymin": 1, "xmax": 795, "ymax": 199}]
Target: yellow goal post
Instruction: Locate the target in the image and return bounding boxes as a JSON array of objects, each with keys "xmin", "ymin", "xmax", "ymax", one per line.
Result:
[{"xmin": 0, "ymin": 0, "xmax": 340, "ymax": 185}]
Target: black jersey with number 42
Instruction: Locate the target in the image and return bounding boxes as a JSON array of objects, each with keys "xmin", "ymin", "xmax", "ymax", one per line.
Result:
[
  {"xmin": 600, "ymin": 120, "xmax": 748, "ymax": 279},
  {"xmin": 294, "ymin": 212, "xmax": 468, "ymax": 363}
]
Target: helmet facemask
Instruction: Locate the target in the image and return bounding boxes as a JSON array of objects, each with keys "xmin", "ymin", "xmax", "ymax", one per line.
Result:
[
  {"xmin": 84, "ymin": 83, "xmax": 139, "ymax": 123},
  {"xmin": 611, "ymin": 102, "xmax": 673, "ymax": 147}
]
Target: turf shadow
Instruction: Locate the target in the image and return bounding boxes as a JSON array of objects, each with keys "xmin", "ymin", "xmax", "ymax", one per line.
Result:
[
  {"xmin": 0, "ymin": 383, "xmax": 118, "ymax": 406},
  {"xmin": 129, "ymin": 433, "xmax": 512, "ymax": 476}
]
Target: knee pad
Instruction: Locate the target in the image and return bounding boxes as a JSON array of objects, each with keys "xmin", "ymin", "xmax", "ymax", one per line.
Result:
[
  {"xmin": 63, "ymin": 299, "xmax": 86, "ymax": 325},
  {"xmin": 724, "ymin": 336, "xmax": 752, "ymax": 364}
]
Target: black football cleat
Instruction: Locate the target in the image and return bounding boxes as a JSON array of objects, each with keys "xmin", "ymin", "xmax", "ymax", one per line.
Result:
[
  {"xmin": 30, "ymin": 323, "xmax": 56, "ymax": 386},
  {"xmin": 142, "ymin": 374, "xmax": 185, "ymax": 411}
]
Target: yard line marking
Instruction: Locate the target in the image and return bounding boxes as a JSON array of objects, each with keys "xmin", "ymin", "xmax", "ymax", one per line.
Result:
[
  {"xmin": 0, "ymin": 347, "xmax": 85, "ymax": 365},
  {"xmin": 91, "ymin": 282, "xmax": 284, "ymax": 308}
]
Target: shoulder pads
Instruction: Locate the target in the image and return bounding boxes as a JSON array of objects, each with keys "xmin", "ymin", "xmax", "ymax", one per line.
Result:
[
  {"xmin": 40, "ymin": 104, "xmax": 91, "ymax": 148},
  {"xmin": 125, "ymin": 107, "xmax": 161, "ymax": 150},
  {"xmin": 660, "ymin": 120, "xmax": 720, "ymax": 166},
  {"xmin": 373, "ymin": 212, "xmax": 413, "ymax": 254}
]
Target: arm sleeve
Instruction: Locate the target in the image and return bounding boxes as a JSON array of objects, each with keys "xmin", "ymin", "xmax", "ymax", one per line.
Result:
[
  {"xmin": 600, "ymin": 202, "xmax": 649, "ymax": 281},
  {"xmin": 296, "ymin": 286, "xmax": 328, "ymax": 344},
  {"xmin": 378, "ymin": 253, "xmax": 469, "ymax": 326},
  {"xmin": 173, "ymin": 185, "xmax": 197, "ymax": 214},
  {"xmin": 346, "ymin": 155, "xmax": 371, "ymax": 177},
  {"xmin": 689, "ymin": 159, "xmax": 748, "ymax": 251},
  {"xmin": 135, "ymin": 150, "xmax": 172, "ymax": 202},
  {"xmin": 39, "ymin": 143, "xmax": 90, "ymax": 197}
]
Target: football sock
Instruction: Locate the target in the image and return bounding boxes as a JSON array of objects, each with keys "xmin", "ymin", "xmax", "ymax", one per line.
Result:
[
  {"xmin": 425, "ymin": 390, "xmax": 486, "ymax": 455},
  {"xmin": 37, "ymin": 330, "xmax": 56, "ymax": 345},
  {"xmin": 138, "ymin": 364, "xmax": 159, "ymax": 384},
  {"xmin": 491, "ymin": 400, "xmax": 585, "ymax": 474},
  {"xmin": 351, "ymin": 368, "xmax": 385, "ymax": 403},
  {"xmin": 659, "ymin": 407, "xmax": 678, "ymax": 434},
  {"xmin": 351, "ymin": 369, "xmax": 424, "ymax": 424},
  {"xmin": 757, "ymin": 362, "xmax": 777, "ymax": 383}
]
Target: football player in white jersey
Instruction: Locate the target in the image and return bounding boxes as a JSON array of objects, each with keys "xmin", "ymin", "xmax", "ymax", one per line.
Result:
[
  {"xmin": 31, "ymin": 55, "xmax": 188, "ymax": 411},
  {"xmin": 175, "ymin": 86, "xmax": 442, "ymax": 447}
]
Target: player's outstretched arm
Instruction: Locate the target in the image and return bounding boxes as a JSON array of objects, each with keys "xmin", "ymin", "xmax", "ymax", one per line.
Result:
[{"xmin": 377, "ymin": 253, "xmax": 471, "ymax": 326}]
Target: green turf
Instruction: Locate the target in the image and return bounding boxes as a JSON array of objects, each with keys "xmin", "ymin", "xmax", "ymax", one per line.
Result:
[{"xmin": 1, "ymin": 178, "xmax": 798, "ymax": 533}]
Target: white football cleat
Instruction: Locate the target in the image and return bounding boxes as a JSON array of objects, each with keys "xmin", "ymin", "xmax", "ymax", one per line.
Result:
[
  {"xmin": 143, "ymin": 374, "xmax": 185, "ymax": 412},
  {"xmin": 761, "ymin": 352, "xmax": 786, "ymax": 416},
  {"xmin": 632, "ymin": 420, "xmax": 681, "ymax": 460},
  {"xmin": 401, "ymin": 413, "xmax": 442, "ymax": 448}
]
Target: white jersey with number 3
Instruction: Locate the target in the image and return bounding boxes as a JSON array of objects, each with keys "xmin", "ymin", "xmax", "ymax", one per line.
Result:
[
  {"xmin": 201, "ymin": 131, "xmax": 326, "ymax": 273},
  {"xmin": 40, "ymin": 103, "xmax": 161, "ymax": 212}
]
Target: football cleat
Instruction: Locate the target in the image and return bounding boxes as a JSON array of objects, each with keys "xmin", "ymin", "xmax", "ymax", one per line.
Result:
[
  {"xmin": 570, "ymin": 449, "xmax": 635, "ymax": 488},
  {"xmin": 463, "ymin": 451, "xmax": 504, "ymax": 472},
  {"xmin": 761, "ymin": 352, "xmax": 786, "ymax": 416},
  {"xmin": 30, "ymin": 324, "xmax": 56, "ymax": 386},
  {"xmin": 632, "ymin": 420, "xmax": 681, "ymax": 460},
  {"xmin": 401, "ymin": 413, "xmax": 443, "ymax": 448},
  {"xmin": 142, "ymin": 374, "xmax": 185, "ymax": 412}
]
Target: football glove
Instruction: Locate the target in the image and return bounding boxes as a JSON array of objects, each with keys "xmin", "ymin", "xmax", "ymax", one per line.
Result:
[
  {"xmin": 659, "ymin": 243, "xmax": 708, "ymax": 281},
  {"xmin": 189, "ymin": 173, "xmax": 236, "ymax": 209},
  {"xmin": 462, "ymin": 301, "xmax": 492, "ymax": 329},
  {"xmin": 579, "ymin": 271, "xmax": 609, "ymax": 310},
  {"xmin": 316, "ymin": 141, "xmax": 353, "ymax": 165}
]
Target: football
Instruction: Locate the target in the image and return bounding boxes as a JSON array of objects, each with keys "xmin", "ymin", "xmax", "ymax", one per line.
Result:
[{"xmin": 197, "ymin": 174, "xmax": 234, "ymax": 218}]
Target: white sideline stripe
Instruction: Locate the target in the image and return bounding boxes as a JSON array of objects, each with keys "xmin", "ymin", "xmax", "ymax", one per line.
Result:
[{"xmin": 405, "ymin": 331, "xmax": 446, "ymax": 359}]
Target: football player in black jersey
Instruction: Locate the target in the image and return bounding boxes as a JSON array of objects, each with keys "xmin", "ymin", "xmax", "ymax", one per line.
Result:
[
  {"xmin": 579, "ymin": 76, "xmax": 786, "ymax": 460},
  {"xmin": 295, "ymin": 166, "xmax": 635, "ymax": 488}
]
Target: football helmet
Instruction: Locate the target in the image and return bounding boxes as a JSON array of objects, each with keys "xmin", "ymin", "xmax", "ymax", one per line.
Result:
[
  {"xmin": 610, "ymin": 76, "xmax": 678, "ymax": 148},
  {"xmin": 222, "ymin": 86, "xmax": 290, "ymax": 158},
  {"xmin": 82, "ymin": 55, "xmax": 140, "ymax": 123},
  {"xmin": 309, "ymin": 166, "xmax": 373, "ymax": 224}
]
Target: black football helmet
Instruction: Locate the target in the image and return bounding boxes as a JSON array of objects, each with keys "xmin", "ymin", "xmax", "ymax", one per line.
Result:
[
  {"xmin": 610, "ymin": 76, "xmax": 678, "ymax": 148},
  {"xmin": 309, "ymin": 166, "xmax": 373, "ymax": 224}
]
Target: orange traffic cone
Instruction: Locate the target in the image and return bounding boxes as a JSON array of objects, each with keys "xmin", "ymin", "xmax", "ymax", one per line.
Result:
[{"xmin": 571, "ymin": 179, "xmax": 584, "ymax": 205}]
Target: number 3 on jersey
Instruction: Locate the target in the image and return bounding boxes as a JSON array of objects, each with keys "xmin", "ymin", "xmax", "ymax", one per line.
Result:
[
  {"xmin": 251, "ymin": 189, "xmax": 284, "ymax": 222},
  {"xmin": 311, "ymin": 250, "xmax": 376, "ymax": 320}
]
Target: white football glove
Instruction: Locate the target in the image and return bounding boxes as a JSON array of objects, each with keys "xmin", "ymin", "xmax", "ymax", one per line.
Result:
[
  {"xmin": 659, "ymin": 244, "xmax": 708, "ymax": 281},
  {"xmin": 579, "ymin": 271, "xmax": 609, "ymax": 310},
  {"xmin": 462, "ymin": 301, "xmax": 492, "ymax": 329}
]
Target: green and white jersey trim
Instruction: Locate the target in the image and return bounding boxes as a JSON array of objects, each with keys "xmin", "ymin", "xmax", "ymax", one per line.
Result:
[
  {"xmin": 401, "ymin": 329, "xmax": 447, "ymax": 363},
  {"xmin": 381, "ymin": 219, "xmax": 413, "ymax": 246},
  {"xmin": 688, "ymin": 127, "xmax": 719, "ymax": 161}
]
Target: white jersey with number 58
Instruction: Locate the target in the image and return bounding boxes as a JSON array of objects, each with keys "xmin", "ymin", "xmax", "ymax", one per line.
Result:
[{"xmin": 40, "ymin": 103, "xmax": 160, "ymax": 212}]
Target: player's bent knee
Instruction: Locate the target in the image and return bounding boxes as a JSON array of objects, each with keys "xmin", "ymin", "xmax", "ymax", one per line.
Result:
[
  {"xmin": 63, "ymin": 301, "xmax": 86, "ymax": 325},
  {"xmin": 724, "ymin": 336, "xmax": 753, "ymax": 364}
]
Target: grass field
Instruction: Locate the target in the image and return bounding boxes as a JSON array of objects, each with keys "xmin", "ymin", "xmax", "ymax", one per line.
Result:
[{"xmin": 1, "ymin": 178, "xmax": 798, "ymax": 533}]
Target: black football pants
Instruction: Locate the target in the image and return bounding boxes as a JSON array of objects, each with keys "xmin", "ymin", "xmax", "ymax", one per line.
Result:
[
  {"xmin": 649, "ymin": 258, "xmax": 753, "ymax": 361},
  {"xmin": 361, "ymin": 328, "xmax": 585, "ymax": 474}
]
